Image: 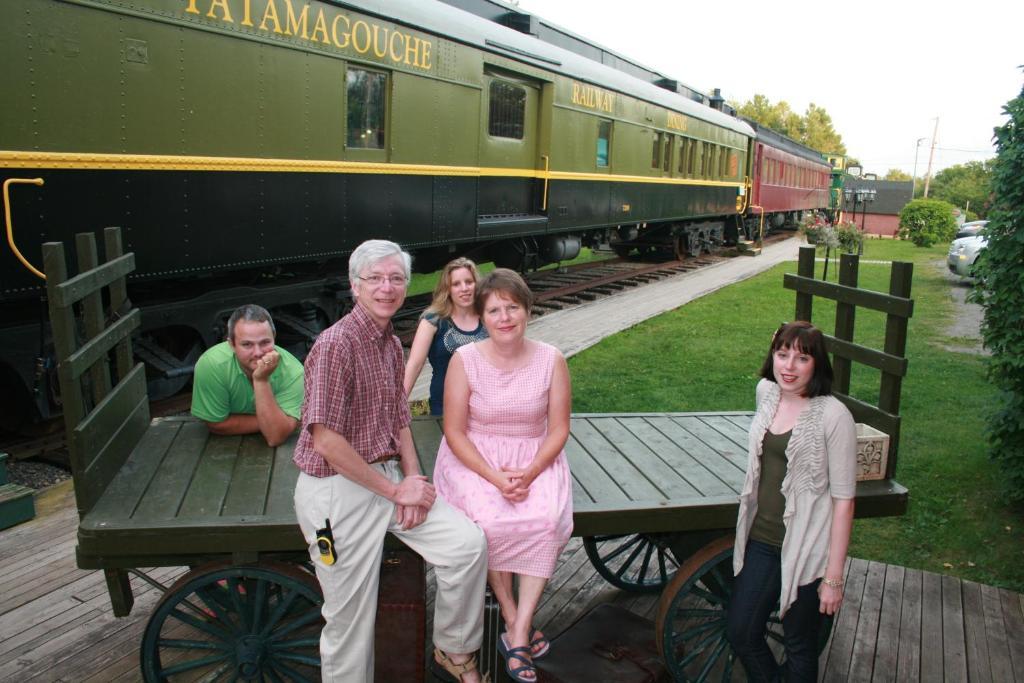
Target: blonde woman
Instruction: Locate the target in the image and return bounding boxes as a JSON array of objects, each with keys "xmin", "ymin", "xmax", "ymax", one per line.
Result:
[{"xmin": 404, "ymin": 258, "xmax": 488, "ymax": 415}]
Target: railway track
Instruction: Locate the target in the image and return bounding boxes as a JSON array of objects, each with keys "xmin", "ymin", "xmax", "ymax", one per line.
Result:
[{"xmin": 0, "ymin": 236, "xmax": 791, "ymax": 463}]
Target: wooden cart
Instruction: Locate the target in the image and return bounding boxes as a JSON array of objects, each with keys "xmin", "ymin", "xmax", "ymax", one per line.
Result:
[{"xmin": 47, "ymin": 232, "xmax": 911, "ymax": 681}]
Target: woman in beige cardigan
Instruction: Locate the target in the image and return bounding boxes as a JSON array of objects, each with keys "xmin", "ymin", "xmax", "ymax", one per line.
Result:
[{"xmin": 726, "ymin": 321, "xmax": 857, "ymax": 682}]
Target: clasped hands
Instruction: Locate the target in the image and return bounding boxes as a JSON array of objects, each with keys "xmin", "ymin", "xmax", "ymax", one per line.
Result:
[
  {"xmin": 491, "ymin": 467, "xmax": 533, "ymax": 503},
  {"xmin": 392, "ymin": 474, "xmax": 435, "ymax": 530}
]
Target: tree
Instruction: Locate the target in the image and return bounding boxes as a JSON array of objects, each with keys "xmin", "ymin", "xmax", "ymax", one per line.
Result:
[
  {"xmin": 802, "ymin": 103, "xmax": 846, "ymax": 156},
  {"xmin": 733, "ymin": 95, "xmax": 847, "ymax": 155},
  {"xmin": 927, "ymin": 160, "xmax": 995, "ymax": 218},
  {"xmin": 884, "ymin": 169, "xmax": 912, "ymax": 181},
  {"xmin": 971, "ymin": 76, "xmax": 1024, "ymax": 502}
]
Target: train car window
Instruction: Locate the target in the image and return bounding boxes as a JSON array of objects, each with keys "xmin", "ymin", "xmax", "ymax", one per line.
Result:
[
  {"xmin": 692, "ymin": 141, "xmax": 702, "ymax": 177},
  {"xmin": 597, "ymin": 120, "xmax": 611, "ymax": 167},
  {"xmin": 651, "ymin": 132, "xmax": 662, "ymax": 169},
  {"xmin": 488, "ymin": 81, "xmax": 526, "ymax": 139},
  {"xmin": 663, "ymin": 135, "xmax": 672, "ymax": 173},
  {"xmin": 346, "ymin": 68, "xmax": 387, "ymax": 149},
  {"xmin": 718, "ymin": 147, "xmax": 727, "ymax": 179},
  {"xmin": 678, "ymin": 139, "xmax": 688, "ymax": 174}
]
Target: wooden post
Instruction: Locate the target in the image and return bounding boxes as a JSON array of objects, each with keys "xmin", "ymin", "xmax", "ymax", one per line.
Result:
[
  {"xmin": 76, "ymin": 232, "xmax": 113, "ymax": 406},
  {"xmin": 42, "ymin": 242, "xmax": 84, "ymax": 436},
  {"xmin": 832, "ymin": 253, "xmax": 860, "ymax": 395},
  {"xmin": 795, "ymin": 246, "xmax": 815, "ymax": 322},
  {"xmin": 104, "ymin": 228, "xmax": 133, "ymax": 382},
  {"xmin": 880, "ymin": 261, "xmax": 913, "ymax": 477}
]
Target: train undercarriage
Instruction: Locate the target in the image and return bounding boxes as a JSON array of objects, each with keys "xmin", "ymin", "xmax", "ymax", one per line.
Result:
[{"xmin": 0, "ymin": 209, "xmax": 811, "ymax": 431}]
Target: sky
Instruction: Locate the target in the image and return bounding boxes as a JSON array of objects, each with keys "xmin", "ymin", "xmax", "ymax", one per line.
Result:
[{"xmin": 513, "ymin": 0, "xmax": 1022, "ymax": 178}]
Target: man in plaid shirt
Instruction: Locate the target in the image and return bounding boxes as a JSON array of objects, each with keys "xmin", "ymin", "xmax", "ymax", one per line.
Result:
[{"xmin": 293, "ymin": 239, "xmax": 488, "ymax": 682}]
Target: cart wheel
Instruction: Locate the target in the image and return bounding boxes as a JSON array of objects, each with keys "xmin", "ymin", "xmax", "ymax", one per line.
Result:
[
  {"xmin": 583, "ymin": 533, "xmax": 681, "ymax": 593},
  {"xmin": 141, "ymin": 561, "xmax": 323, "ymax": 682},
  {"xmin": 655, "ymin": 535, "xmax": 833, "ymax": 682}
]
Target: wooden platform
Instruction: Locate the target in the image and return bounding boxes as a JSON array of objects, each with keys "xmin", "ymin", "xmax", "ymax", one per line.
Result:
[
  {"xmin": 75, "ymin": 411, "xmax": 907, "ymax": 574},
  {"xmin": 3, "ymin": 481, "xmax": 1022, "ymax": 681}
]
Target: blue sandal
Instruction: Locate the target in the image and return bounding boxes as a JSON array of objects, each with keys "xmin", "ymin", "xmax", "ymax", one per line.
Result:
[
  {"xmin": 530, "ymin": 628, "xmax": 550, "ymax": 659},
  {"xmin": 498, "ymin": 633, "xmax": 537, "ymax": 682}
]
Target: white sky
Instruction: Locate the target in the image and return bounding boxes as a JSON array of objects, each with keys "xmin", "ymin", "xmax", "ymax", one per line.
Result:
[{"xmin": 513, "ymin": 0, "xmax": 1022, "ymax": 177}]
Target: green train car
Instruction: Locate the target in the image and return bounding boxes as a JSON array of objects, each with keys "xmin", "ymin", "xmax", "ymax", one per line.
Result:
[{"xmin": 0, "ymin": 0, "xmax": 753, "ymax": 424}]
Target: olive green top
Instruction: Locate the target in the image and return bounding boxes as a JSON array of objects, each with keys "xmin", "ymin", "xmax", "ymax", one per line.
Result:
[{"xmin": 749, "ymin": 429, "xmax": 791, "ymax": 548}]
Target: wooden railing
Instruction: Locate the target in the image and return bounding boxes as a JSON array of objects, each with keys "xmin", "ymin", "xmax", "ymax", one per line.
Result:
[{"xmin": 785, "ymin": 246, "xmax": 913, "ymax": 478}]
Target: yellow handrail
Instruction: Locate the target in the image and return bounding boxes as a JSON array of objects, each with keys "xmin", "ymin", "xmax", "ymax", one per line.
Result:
[{"xmin": 3, "ymin": 177, "xmax": 46, "ymax": 280}]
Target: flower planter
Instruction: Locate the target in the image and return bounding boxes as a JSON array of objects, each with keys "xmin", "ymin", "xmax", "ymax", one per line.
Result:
[{"xmin": 855, "ymin": 423, "xmax": 890, "ymax": 481}]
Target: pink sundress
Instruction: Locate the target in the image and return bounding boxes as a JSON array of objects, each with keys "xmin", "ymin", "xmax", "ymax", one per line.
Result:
[{"xmin": 434, "ymin": 341, "xmax": 573, "ymax": 578}]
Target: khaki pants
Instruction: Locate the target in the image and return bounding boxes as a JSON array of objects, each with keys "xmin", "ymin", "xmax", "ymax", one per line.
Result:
[{"xmin": 294, "ymin": 464, "xmax": 488, "ymax": 682}]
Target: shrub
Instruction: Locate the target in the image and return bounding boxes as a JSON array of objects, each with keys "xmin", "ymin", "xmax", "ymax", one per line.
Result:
[
  {"xmin": 898, "ymin": 199, "xmax": 958, "ymax": 246},
  {"xmin": 971, "ymin": 76, "xmax": 1024, "ymax": 502}
]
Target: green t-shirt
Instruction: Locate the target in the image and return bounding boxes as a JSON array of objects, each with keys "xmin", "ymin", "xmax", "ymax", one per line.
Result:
[{"xmin": 190, "ymin": 341, "xmax": 304, "ymax": 422}]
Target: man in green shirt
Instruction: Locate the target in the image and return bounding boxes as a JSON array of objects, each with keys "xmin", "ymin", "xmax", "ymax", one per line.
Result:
[{"xmin": 191, "ymin": 304, "xmax": 304, "ymax": 447}]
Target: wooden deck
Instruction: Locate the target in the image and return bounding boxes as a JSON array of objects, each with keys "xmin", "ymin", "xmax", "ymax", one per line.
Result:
[{"xmin": 2, "ymin": 481, "xmax": 1022, "ymax": 681}]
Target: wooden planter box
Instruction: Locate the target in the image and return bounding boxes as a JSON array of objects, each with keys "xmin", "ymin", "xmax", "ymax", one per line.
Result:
[{"xmin": 856, "ymin": 424, "xmax": 890, "ymax": 481}]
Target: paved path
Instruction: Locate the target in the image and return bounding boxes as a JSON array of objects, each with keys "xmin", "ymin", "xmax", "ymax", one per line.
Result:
[{"xmin": 408, "ymin": 238, "xmax": 802, "ymax": 400}]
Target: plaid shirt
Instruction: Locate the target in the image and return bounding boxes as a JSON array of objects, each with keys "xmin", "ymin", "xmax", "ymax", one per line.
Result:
[{"xmin": 293, "ymin": 303, "xmax": 411, "ymax": 477}]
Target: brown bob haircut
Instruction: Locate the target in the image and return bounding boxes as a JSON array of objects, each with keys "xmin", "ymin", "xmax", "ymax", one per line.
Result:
[
  {"xmin": 758, "ymin": 321, "xmax": 834, "ymax": 397},
  {"xmin": 474, "ymin": 268, "xmax": 534, "ymax": 316}
]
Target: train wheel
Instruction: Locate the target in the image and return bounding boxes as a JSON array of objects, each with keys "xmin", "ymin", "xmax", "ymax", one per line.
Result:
[
  {"xmin": 655, "ymin": 535, "xmax": 833, "ymax": 681},
  {"xmin": 673, "ymin": 236, "xmax": 687, "ymax": 261},
  {"xmin": 140, "ymin": 561, "xmax": 323, "ymax": 682},
  {"xmin": 583, "ymin": 533, "xmax": 681, "ymax": 593}
]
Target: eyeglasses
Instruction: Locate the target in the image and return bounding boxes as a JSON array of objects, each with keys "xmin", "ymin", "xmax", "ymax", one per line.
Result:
[{"xmin": 358, "ymin": 274, "xmax": 408, "ymax": 287}]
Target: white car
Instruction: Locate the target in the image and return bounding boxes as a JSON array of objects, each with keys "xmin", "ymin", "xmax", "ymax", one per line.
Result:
[
  {"xmin": 955, "ymin": 220, "xmax": 988, "ymax": 239},
  {"xmin": 947, "ymin": 235, "xmax": 987, "ymax": 278}
]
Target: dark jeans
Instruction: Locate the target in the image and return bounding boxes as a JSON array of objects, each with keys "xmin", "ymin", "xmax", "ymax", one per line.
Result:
[{"xmin": 726, "ymin": 540, "xmax": 825, "ymax": 682}]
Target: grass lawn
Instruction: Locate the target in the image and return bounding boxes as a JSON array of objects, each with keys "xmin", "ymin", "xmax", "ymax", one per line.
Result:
[{"xmin": 567, "ymin": 238, "xmax": 1024, "ymax": 591}]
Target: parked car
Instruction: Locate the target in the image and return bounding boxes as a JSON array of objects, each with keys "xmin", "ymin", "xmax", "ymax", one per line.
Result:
[
  {"xmin": 955, "ymin": 220, "xmax": 988, "ymax": 239},
  {"xmin": 947, "ymin": 234, "xmax": 987, "ymax": 278}
]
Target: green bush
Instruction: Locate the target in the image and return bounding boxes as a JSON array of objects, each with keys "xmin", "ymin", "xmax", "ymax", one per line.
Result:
[
  {"xmin": 898, "ymin": 198, "xmax": 958, "ymax": 246},
  {"xmin": 972, "ymin": 76, "xmax": 1024, "ymax": 502}
]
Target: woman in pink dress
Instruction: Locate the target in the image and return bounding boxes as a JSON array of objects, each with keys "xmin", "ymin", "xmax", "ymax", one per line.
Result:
[{"xmin": 434, "ymin": 268, "xmax": 573, "ymax": 683}]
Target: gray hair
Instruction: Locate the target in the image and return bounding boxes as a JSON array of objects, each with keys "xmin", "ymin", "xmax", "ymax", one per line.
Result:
[
  {"xmin": 348, "ymin": 239, "xmax": 412, "ymax": 291},
  {"xmin": 226, "ymin": 304, "xmax": 276, "ymax": 341}
]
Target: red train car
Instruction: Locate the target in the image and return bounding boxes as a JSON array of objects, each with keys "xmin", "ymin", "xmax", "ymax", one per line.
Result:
[{"xmin": 743, "ymin": 120, "xmax": 832, "ymax": 239}]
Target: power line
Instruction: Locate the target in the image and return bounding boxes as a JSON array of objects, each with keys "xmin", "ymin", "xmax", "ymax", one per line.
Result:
[{"xmin": 935, "ymin": 146, "xmax": 993, "ymax": 154}]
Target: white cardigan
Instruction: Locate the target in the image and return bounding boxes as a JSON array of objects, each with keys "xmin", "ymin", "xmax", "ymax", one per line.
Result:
[{"xmin": 733, "ymin": 379, "xmax": 857, "ymax": 616}]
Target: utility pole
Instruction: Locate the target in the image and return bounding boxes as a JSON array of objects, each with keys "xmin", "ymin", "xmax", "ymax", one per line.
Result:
[{"xmin": 923, "ymin": 117, "xmax": 939, "ymax": 198}]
